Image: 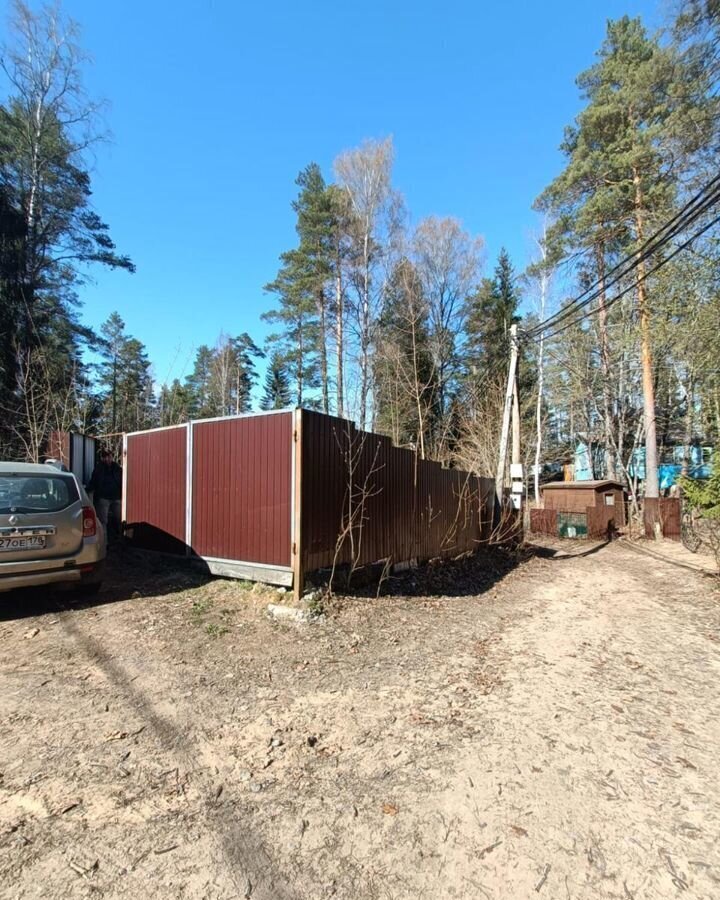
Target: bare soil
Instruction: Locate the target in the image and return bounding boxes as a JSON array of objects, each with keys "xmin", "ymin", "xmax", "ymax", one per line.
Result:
[{"xmin": 1, "ymin": 540, "xmax": 719, "ymax": 899}]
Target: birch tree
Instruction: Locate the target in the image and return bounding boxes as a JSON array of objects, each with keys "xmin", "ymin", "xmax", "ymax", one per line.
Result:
[{"xmin": 334, "ymin": 137, "xmax": 396, "ymax": 430}]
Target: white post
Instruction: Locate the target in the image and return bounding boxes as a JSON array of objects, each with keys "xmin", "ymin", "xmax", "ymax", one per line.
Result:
[{"xmin": 495, "ymin": 324, "xmax": 519, "ymax": 506}]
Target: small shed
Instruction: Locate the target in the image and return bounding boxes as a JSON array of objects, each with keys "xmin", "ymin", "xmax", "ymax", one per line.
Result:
[{"xmin": 532, "ymin": 480, "xmax": 625, "ymax": 538}]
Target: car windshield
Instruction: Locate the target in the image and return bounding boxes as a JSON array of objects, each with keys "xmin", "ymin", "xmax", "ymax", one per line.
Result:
[{"xmin": 0, "ymin": 474, "xmax": 78, "ymax": 514}]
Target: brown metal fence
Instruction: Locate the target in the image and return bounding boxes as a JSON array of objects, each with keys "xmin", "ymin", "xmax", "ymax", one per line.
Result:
[
  {"xmin": 586, "ymin": 506, "xmax": 618, "ymax": 539},
  {"xmin": 529, "ymin": 508, "xmax": 558, "ymax": 536},
  {"xmin": 300, "ymin": 410, "xmax": 495, "ymax": 574},
  {"xmin": 124, "ymin": 409, "xmax": 496, "ymax": 588},
  {"xmin": 124, "ymin": 425, "xmax": 187, "ymax": 554},
  {"xmin": 660, "ymin": 497, "xmax": 681, "ymax": 541},
  {"xmin": 191, "ymin": 414, "xmax": 293, "ymax": 567},
  {"xmin": 643, "ymin": 497, "xmax": 682, "ymax": 540}
]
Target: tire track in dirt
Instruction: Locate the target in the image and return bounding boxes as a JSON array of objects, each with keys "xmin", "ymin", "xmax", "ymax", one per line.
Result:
[{"xmin": 58, "ymin": 614, "xmax": 297, "ymax": 900}]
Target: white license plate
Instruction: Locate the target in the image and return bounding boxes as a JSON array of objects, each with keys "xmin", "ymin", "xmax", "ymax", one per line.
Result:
[{"xmin": 0, "ymin": 536, "xmax": 46, "ymax": 552}]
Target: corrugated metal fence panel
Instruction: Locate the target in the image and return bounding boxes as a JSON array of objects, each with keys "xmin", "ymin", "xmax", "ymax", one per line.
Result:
[
  {"xmin": 82, "ymin": 436, "xmax": 97, "ymax": 485},
  {"xmin": 660, "ymin": 497, "xmax": 681, "ymax": 541},
  {"xmin": 48, "ymin": 430, "xmax": 71, "ymax": 468},
  {"xmin": 300, "ymin": 410, "xmax": 489, "ymax": 573},
  {"xmin": 586, "ymin": 505, "xmax": 618, "ymax": 538},
  {"xmin": 530, "ymin": 508, "xmax": 558, "ymax": 536},
  {"xmin": 125, "ymin": 426, "xmax": 187, "ymax": 554},
  {"xmin": 191, "ymin": 413, "xmax": 293, "ymax": 567},
  {"xmin": 70, "ymin": 433, "xmax": 97, "ymax": 485}
]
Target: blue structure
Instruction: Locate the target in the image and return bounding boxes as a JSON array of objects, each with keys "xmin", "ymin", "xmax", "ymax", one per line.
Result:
[{"xmin": 574, "ymin": 441, "xmax": 712, "ymax": 489}]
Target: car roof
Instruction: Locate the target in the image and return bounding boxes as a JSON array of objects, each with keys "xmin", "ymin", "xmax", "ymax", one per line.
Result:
[{"xmin": 0, "ymin": 461, "xmax": 75, "ymax": 476}]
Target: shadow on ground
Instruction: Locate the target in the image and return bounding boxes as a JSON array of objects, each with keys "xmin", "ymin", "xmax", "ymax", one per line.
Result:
[
  {"xmin": 316, "ymin": 544, "xmax": 531, "ymax": 600},
  {"xmin": 527, "ymin": 538, "xmax": 611, "ymax": 560},
  {"xmin": 0, "ymin": 544, "xmax": 211, "ymax": 622}
]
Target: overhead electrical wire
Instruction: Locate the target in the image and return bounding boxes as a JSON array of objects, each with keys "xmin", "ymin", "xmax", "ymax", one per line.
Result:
[
  {"xmin": 523, "ymin": 172, "xmax": 720, "ymax": 338},
  {"xmin": 532, "ymin": 211, "xmax": 720, "ymax": 343},
  {"xmin": 521, "ymin": 172, "xmax": 720, "ymax": 342}
]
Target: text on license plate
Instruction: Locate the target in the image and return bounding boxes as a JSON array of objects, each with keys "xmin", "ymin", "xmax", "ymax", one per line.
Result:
[{"xmin": 0, "ymin": 536, "xmax": 46, "ymax": 552}]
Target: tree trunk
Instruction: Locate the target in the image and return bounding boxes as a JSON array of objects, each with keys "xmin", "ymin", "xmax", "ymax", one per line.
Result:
[
  {"xmin": 534, "ymin": 328, "xmax": 545, "ymax": 505},
  {"xmin": 632, "ymin": 166, "xmax": 660, "ymax": 535},
  {"xmin": 681, "ymin": 373, "xmax": 694, "ymax": 477},
  {"xmin": 359, "ymin": 225, "xmax": 371, "ymax": 431},
  {"xmin": 335, "ymin": 262, "xmax": 344, "ymax": 418},
  {"xmin": 317, "ymin": 289, "xmax": 329, "ymax": 414},
  {"xmin": 595, "ymin": 245, "xmax": 617, "ymax": 479}
]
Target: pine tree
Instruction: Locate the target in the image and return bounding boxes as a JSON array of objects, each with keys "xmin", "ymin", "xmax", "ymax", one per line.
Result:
[
  {"xmin": 97, "ymin": 313, "xmax": 154, "ymax": 435},
  {"xmin": 260, "ymin": 352, "xmax": 291, "ymax": 410},
  {"xmin": 185, "ymin": 345, "xmax": 215, "ymax": 418},
  {"xmin": 464, "ymin": 248, "xmax": 520, "ymax": 384},
  {"xmin": 262, "ymin": 163, "xmax": 339, "ymax": 411},
  {"xmin": 537, "ymin": 16, "xmax": 715, "ymax": 503},
  {"xmin": 263, "ymin": 249, "xmax": 320, "ymax": 407},
  {"xmin": 0, "ymin": 3, "xmax": 133, "ymax": 456},
  {"xmin": 184, "ymin": 335, "xmax": 262, "ymax": 418},
  {"xmin": 292, "ymin": 163, "xmax": 337, "ymax": 412},
  {"xmin": 158, "ymin": 379, "xmax": 193, "ymax": 426}
]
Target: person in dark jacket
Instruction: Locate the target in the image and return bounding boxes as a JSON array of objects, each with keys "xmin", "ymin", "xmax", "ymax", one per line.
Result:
[{"xmin": 87, "ymin": 450, "xmax": 122, "ymax": 537}]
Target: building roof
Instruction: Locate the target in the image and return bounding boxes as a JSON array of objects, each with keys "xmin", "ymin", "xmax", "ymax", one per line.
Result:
[{"xmin": 542, "ymin": 480, "xmax": 624, "ymax": 491}]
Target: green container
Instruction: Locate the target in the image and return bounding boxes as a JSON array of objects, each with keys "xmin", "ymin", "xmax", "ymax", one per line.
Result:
[{"xmin": 558, "ymin": 512, "xmax": 588, "ymax": 539}]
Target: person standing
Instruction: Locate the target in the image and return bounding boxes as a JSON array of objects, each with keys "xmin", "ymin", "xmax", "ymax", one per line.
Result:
[{"xmin": 87, "ymin": 449, "xmax": 122, "ymax": 538}]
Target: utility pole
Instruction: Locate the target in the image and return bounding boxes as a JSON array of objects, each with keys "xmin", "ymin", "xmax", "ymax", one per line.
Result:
[
  {"xmin": 512, "ymin": 369, "xmax": 521, "ymax": 466},
  {"xmin": 495, "ymin": 324, "xmax": 519, "ymax": 506}
]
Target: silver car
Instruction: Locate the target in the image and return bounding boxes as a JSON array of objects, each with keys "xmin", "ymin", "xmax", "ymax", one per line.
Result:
[{"xmin": 0, "ymin": 461, "xmax": 106, "ymax": 594}]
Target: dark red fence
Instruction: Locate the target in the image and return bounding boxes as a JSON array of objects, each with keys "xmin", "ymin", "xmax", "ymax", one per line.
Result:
[
  {"xmin": 191, "ymin": 414, "xmax": 293, "ymax": 567},
  {"xmin": 644, "ymin": 497, "xmax": 682, "ymax": 540},
  {"xmin": 300, "ymin": 410, "xmax": 494, "ymax": 573},
  {"xmin": 124, "ymin": 425, "xmax": 187, "ymax": 554},
  {"xmin": 660, "ymin": 497, "xmax": 681, "ymax": 541},
  {"xmin": 125, "ymin": 410, "xmax": 496, "ymax": 588},
  {"xmin": 586, "ymin": 506, "xmax": 618, "ymax": 538},
  {"xmin": 529, "ymin": 508, "xmax": 558, "ymax": 536}
]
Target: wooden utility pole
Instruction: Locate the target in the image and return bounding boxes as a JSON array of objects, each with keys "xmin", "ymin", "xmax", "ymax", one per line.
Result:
[{"xmin": 495, "ymin": 324, "xmax": 519, "ymax": 505}]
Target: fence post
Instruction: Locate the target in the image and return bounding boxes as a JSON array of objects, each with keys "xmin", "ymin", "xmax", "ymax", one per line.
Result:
[{"xmin": 292, "ymin": 409, "xmax": 304, "ymax": 602}]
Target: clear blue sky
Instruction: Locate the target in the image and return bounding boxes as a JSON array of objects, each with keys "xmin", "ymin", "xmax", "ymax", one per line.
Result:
[{"xmin": 4, "ymin": 0, "xmax": 661, "ymax": 386}]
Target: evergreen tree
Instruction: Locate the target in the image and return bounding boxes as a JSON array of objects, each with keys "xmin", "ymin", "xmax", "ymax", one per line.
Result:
[
  {"xmin": 158, "ymin": 379, "xmax": 193, "ymax": 426},
  {"xmin": 185, "ymin": 345, "xmax": 215, "ymax": 418},
  {"xmin": 292, "ymin": 163, "xmax": 337, "ymax": 412},
  {"xmin": 263, "ymin": 249, "xmax": 320, "ymax": 407},
  {"xmin": 263, "ymin": 163, "xmax": 339, "ymax": 411},
  {"xmin": 184, "ymin": 335, "xmax": 262, "ymax": 418},
  {"xmin": 537, "ymin": 16, "xmax": 715, "ymax": 501},
  {"xmin": 260, "ymin": 352, "xmax": 291, "ymax": 410},
  {"xmin": 97, "ymin": 313, "xmax": 154, "ymax": 435},
  {"xmin": 0, "ymin": 3, "xmax": 133, "ymax": 456},
  {"xmin": 464, "ymin": 248, "xmax": 520, "ymax": 384}
]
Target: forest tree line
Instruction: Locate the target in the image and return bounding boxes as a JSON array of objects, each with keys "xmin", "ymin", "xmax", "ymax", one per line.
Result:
[{"xmin": 0, "ymin": 0, "xmax": 719, "ymax": 508}]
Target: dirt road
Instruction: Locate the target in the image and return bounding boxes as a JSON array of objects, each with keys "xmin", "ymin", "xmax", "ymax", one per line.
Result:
[{"xmin": 1, "ymin": 541, "xmax": 718, "ymax": 899}]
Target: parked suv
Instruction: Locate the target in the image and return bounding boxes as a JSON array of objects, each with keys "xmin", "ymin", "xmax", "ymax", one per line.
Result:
[{"xmin": 0, "ymin": 462, "xmax": 106, "ymax": 594}]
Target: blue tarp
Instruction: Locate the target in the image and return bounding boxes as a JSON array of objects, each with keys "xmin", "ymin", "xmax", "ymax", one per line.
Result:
[{"xmin": 574, "ymin": 442, "xmax": 712, "ymax": 488}]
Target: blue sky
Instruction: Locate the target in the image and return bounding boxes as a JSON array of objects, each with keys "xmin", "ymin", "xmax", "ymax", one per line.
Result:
[{"xmin": 3, "ymin": 0, "xmax": 660, "ymax": 386}]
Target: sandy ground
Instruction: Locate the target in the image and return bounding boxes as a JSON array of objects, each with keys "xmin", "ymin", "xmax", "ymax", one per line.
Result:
[{"xmin": 1, "ymin": 540, "xmax": 719, "ymax": 899}]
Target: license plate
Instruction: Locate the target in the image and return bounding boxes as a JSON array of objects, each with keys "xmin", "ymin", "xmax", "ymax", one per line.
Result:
[{"xmin": 0, "ymin": 536, "xmax": 46, "ymax": 552}]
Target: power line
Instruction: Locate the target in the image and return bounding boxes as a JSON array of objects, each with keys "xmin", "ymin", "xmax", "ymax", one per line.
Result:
[
  {"xmin": 524, "ymin": 173, "xmax": 720, "ymax": 337},
  {"xmin": 522, "ymin": 173, "xmax": 720, "ymax": 340},
  {"xmin": 524, "ymin": 209, "xmax": 720, "ymax": 344}
]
